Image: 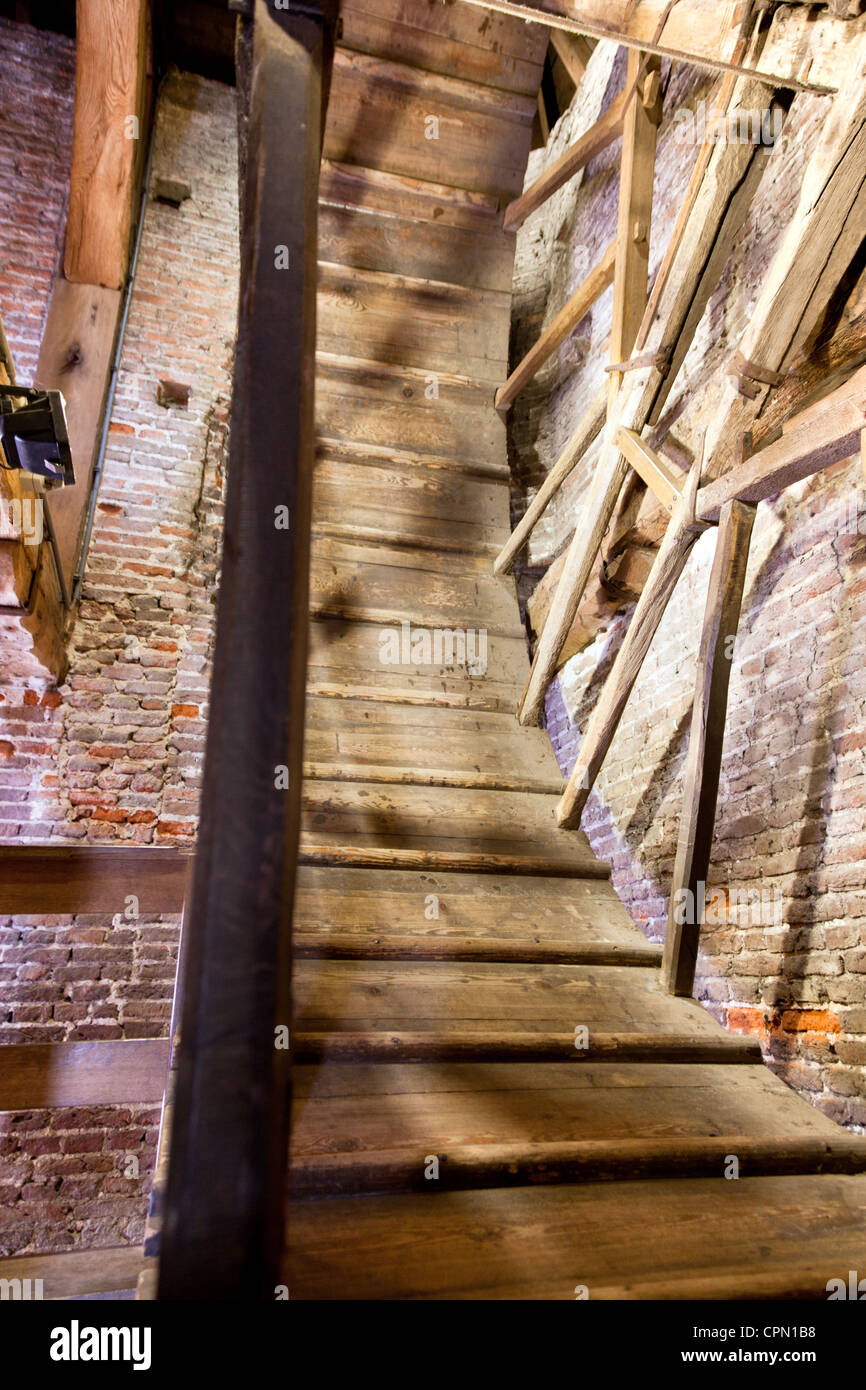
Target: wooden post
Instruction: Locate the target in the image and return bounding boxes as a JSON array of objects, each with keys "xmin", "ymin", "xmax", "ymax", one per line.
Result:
[
  {"xmin": 556, "ymin": 448, "xmax": 708, "ymax": 827},
  {"xmin": 607, "ymin": 50, "xmax": 661, "ymax": 413},
  {"xmin": 663, "ymin": 500, "xmax": 756, "ymax": 996},
  {"xmin": 157, "ymin": 0, "xmax": 336, "ymax": 1301}
]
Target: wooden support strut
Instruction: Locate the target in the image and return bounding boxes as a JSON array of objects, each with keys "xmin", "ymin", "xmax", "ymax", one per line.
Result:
[
  {"xmin": 663, "ymin": 499, "xmax": 757, "ymax": 996},
  {"xmin": 494, "ymin": 240, "xmax": 616, "ymax": 412},
  {"xmin": 516, "ymin": 73, "xmax": 786, "ymax": 726},
  {"xmin": 556, "ymin": 441, "xmax": 709, "ymax": 828},
  {"xmin": 157, "ymin": 0, "xmax": 337, "ymax": 1302}
]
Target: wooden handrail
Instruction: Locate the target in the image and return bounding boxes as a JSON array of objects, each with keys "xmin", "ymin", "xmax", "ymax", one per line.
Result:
[
  {"xmin": 157, "ymin": 0, "xmax": 338, "ymax": 1302},
  {"xmin": 503, "ymin": 93, "xmax": 627, "ymax": 232},
  {"xmin": 0, "ymin": 845, "xmax": 189, "ymax": 915}
]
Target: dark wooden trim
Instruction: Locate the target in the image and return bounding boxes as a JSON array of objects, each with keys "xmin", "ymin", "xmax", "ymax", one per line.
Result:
[
  {"xmin": 290, "ymin": 1134, "xmax": 866, "ymax": 1197},
  {"xmin": 157, "ymin": 0, "xmax": 337, "ymax": 1302},
  {"xmin": 0, "ymin": 846, "xmax": 190, "ymax": 915},
  {"xmin": 292, "ymin": 1031, "xmax": 764, "ymax": 1064},
  {"xmin": 0, "ymin": 1040, "xmax": 169, "ymax": 1110}
]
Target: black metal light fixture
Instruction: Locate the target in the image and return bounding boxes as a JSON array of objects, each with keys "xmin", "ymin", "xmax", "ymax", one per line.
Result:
[{"xmin": 0, "ymin": 385, "xmax": 74, "ymax": 488}]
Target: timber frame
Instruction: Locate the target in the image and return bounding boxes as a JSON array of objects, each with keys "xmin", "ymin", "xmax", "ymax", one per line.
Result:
[{"xmin": 492, "ymin": 3, "xmax": 866, "ymax": 994}]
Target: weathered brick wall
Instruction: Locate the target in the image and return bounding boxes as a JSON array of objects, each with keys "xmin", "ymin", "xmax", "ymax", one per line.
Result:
[
  {"xmin": 0, "ymin": 17, "xmax": 75, "ymax": 381},
  {"xmin": 0, "ymin": 53, "xmax": 239, "ymax": 1255},
  {"xmin": 511, "ymin": 42, "xmax": 866, "ymax": 1127}
]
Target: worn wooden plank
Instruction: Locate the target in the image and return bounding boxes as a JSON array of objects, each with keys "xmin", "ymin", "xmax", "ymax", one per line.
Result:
[
  {"xmin": 309, "ymin": 534, "xmax": 523, "ymax": 633},
  {"xmin": 285, "ymin": 1175, "xmax": 866, "ymax": 1299},
  {"xmin": 294, "ymin": 866, "xmax": 645, "ymax": 945},
  {"xmin": 293, "ymin": 961, "xmax": 730, "ymax": 1033},
  {"xmin": 303, "ymin": 697, "xmax": 563, "ymax": 792},
  {"xmin": 65, "ymin": 0, "xmax": 148, "ymax": 288},
  {"xmin": 323, "ymin": 49, "xmax": 536, "ymax": 201},
  {"xmin": 315, "ymin": 356, "xmax": 509, "ymax": 477},
  {"xmin": 305, "ymin": 617, "xmax": 529, "ymax": 711},
  {"xmin": 663, "ymin": 501, "xmax": 756, "ymax": 996},
  {"xmin": 317, "ymin": 261, "xmax": 510, "ymax": 382},
  {"xmin": 293, "ymin": 935, "xmax": 659, "ymax": 965},
  {"xmin": 697, "ymin": 361, "xmax": 866, "ymax": 522},
  {"xmin": 338, "ymin": 0, "xmax": 549, "ymax": 94},
  {"xmin": 291, "ymin": 1134, "xmax": 866, "ymax": 1196},
  {"xmin": 301, "ymin": 781, "xmax": 607, "ymax": 876},
  {"xmin": 0, "ymin": 845, "xmax": 189, "ymax": 915},
  {"xmin": 495, "ymin": 240, "xmax": 616, "ymax": 411},
  {"xmin": 0, "ymin": 1247, "xmax": 145, "ymax": 1300},
  {"xmin": 0, "ymin": 1040, "xmax": 169, "ymax": 1110}
]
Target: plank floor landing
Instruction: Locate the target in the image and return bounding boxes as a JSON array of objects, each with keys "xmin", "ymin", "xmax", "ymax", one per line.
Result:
[{"xmin": 287, "ymin": 0, "xmax": 866, "ymax": 1299}]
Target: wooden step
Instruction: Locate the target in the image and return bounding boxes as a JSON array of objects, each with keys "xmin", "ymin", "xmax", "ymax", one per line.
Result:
[
  {"xmin": 289, "ymin": 1058, "xmax": 846, "ymax": 1183},
  {"xmin": 317, "ymin": 262, "xmax": 509, "ymax": 383},
  {"xmin": 315, "ymin": 357, "xmax": 508, "ymax": 478},
  {"xmin": 291, "ymin": 1032, "xmax": 763, "ymax": 1063},
  {"xmin": 309, "ymin": 535, "xmax": 522, "ymax": 634},
  {"xmin": 338, "ymin": 0, "xmax": 548, "ymax": 97},
  {"xmin": 291, "ymin": 961, "xmax": 740, "ymax": 1033},
  {"xmin": 306, "ymin": 617, "xmax": 528, "ymax": 712},
  {"xmin": 319, "ymin": 166, "xmax": 516, "ymax": 293},
  {"xmin": 300, "ymin": 782, "xmax": 606, "ymax": 876},
  {"xmin": 302, "ymin": 698, "xmax": 563, "ymax": 792},
  {"xmin": 0, "ymin": 1247, "xmax": 144, "ymax": 1301},
  {"xmin": 294, "ymin": 867, "xmax": 648, "ymax": 948},
  {"xmin": 290, "ymin": 1135, "xmax": 866, "ymax": 1198},
  {"xmin": 311, "ymin": 453, "xmax": 509, "ymax": 556},
  {"xmin": 284, "ymin": 1175, "xmax": 866, "ymax": 1299},
  {"xmin": 324, "ymin": 49, "xmax": 536, "ymax": 201}
]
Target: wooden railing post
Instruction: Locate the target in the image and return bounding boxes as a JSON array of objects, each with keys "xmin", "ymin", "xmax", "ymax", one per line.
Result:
[
  {"xmin": 157, "ymin": 0, "xmax": 337, "ymax": 1300},
  {"xmin": 663, "ymin": 499, "xmax": 756, "ymax": 996}
]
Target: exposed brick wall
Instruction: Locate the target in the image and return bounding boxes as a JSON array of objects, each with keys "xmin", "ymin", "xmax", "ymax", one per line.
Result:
[
  {"xmin": 0, "ymin": 56, "xmax": 239, "ymax": 1255},
  {"xmin": 0, "ymin": 17, "xmax": 75, "ymax": 382},
  {"xmin": 510, "ymin": 42, "xmax": 866, "ymax": 1127},
  {"xmin": 0, "ymin": 1105, "xmax": 159, "ymax": 1257}
]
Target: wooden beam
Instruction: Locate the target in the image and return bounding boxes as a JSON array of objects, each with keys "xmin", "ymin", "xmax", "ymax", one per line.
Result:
[
  {"xmin": 493, "ymin": 384, "xmax": 607, "ymax": 574},
  {"xmin": 495, "ymin": 239, "xmax": 616, "ymax": 411},
  {"xmin": 616, "ymin": 427, "xmax": 684, "ymax": 515},
  {"xmin": 65, "ymin": 0, "xmax": 148, "ymax": 288},
  {"xmin": 456, "ymin": 0, "xmax": 834, "ymax": 93},
  {"xmin": 0, "ymin": 1040, "xmax": 169, "ymax": 1110},
  {"xmin": 503, "ymin": 92, "xmax": 627, "ymax": 232},
  {"xmin": 34, "ymin": 281, "xmax": 122, "ymax": 589},
  {"xmin": 556, "ymin": 451, "xmax": 708, "ymax": 827},
  {"xmin": 700, "ymin": 70, "xmax": 866, "ymax": 489},
  {"xmin": 607, "ymin": 50, "xmax": 661, "ymax": 410},
  {"xmin": 158, "ymin": 0, "xmax": 336, "ymax": 1303},
  {"xmin": 0, "ymin": 845, "xmax": 190, "ymax": 915},
  {"xmin": 697, "ymin": 362, "xmax": 866, "ymax": 523},
  {"xmin": 549, "ymin": 30, "xmax": 594, "ymax": 87},
  {"xmin": 517, "ymin": 75, "xmax": 783, "ymax": 725},
  {"xmin": 663, "ymin": 500, "xmax": 756, "ymax": 997}
]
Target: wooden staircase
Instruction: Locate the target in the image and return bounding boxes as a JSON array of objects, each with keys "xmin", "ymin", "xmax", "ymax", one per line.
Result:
[{"xmin": 282, "ymin": 0, "xmax": 866, "ymax": 1299}]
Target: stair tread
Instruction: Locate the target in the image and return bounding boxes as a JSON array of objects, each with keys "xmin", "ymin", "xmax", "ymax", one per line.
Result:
[
  {"xmin": 284, "ymin": 1175, "xmax": 866, "ymax": 1299},
  {"xmin": 300, "ymin": 781, "xmax": 607, "ymax": 876}
]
